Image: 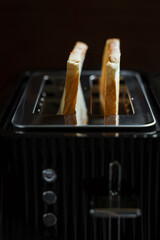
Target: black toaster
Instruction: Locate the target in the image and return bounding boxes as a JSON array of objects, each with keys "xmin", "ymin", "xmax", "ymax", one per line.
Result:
[{"xmin": 0, "ymin": 70, "xmax": 160, "ymax": 240}]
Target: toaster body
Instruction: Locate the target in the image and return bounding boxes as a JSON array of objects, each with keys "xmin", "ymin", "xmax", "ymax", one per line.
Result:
[{"xmin": 0, "ymin": 70, "xmax": 160, "ymax": 240}]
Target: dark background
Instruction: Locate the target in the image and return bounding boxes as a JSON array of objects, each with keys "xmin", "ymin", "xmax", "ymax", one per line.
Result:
[{"xmin": 1, "ymin": 0, "xmax": 160, "ymax": 90}]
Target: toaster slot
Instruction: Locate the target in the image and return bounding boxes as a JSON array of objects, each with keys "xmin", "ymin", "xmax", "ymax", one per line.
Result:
[
  {"xmin": 34, "ymin": 75, "xmax": 65, "ymax": 115},
  {"xmin": 90, "ymin": 76, "xmax": 134, "ymax": 116}
]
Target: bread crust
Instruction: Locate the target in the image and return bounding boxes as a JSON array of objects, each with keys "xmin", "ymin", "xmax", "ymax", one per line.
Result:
[{"xmin": 100, "ymin": 39, "xmax": 121, "ymax": 115}]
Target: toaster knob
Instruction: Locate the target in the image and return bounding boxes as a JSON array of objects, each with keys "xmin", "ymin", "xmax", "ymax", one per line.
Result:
[
  {"xmin": 42, "ymin": 169, "xmax": 57, "ymax": 183},
  {"xmin": 42, "ymin": 191, "xmax": 57, "ymax": 205},
  {"xmin": 42, "ymin": 213, "xmax": 57, "ymax": 227}
]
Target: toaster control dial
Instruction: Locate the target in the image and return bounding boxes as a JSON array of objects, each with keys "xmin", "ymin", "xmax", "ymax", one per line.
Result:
[
  {"xmin": 42, "ymin": 191, "xmax": 57, "ymax": 205},
  {"xmin": 42, "ymin": 213, "xmax": 57, "ymax": 227},
  {"xmin": 42, "ymin": 169, "xmax": 57, "ymax": 183}
]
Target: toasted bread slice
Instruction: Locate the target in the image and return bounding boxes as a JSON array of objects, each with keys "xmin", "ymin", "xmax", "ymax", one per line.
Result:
[
  {"xmin": 58, "ymin": 41, "xmax": 88, "ymax": 124},
  {"xmin": 100, "ymin": 39, "xmax": 120, "ymax": 115}
]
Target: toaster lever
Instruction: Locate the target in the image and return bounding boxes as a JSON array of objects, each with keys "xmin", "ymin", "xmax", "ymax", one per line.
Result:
[
  {"xmin": 90, "ymin": 161, "xmax": 142, "ymax": 217},
  {"xmin": 90, "ymin": 161, "xmax": 142, "ymax": 240},
  {"xmin": 89, "ymin": 207, "xmax": 141, "ymax": 218}
]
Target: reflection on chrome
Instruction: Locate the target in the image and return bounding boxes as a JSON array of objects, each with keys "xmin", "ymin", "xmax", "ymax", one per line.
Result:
[
  {"xmin": 64, "ymin": 112, "xmax": 88, "ymax": 126},
  {"xmin": 104, "ymin": 115, "xmax": 119, "ymax": 126}
]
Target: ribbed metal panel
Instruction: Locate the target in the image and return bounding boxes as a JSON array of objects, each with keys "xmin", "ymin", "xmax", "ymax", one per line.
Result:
[{"xmin": 1, "ymin": 135, "xmax": 160, "ymax": 240}]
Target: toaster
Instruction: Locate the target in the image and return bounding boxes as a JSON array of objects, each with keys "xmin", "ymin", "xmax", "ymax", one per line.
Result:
[{"xmin": 0, "ymin": 70, "xmax": 160, "ymax": 240}]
